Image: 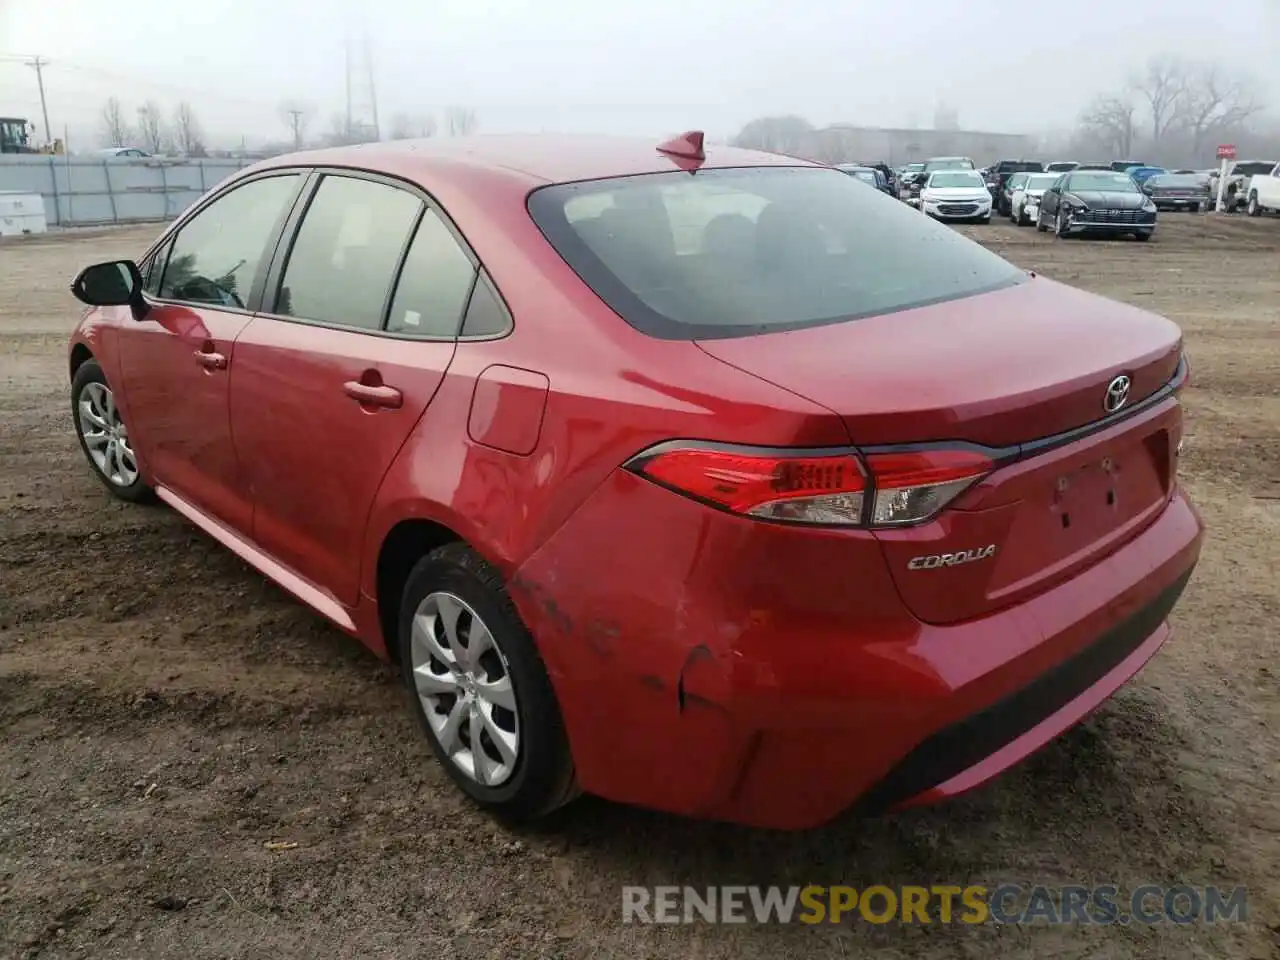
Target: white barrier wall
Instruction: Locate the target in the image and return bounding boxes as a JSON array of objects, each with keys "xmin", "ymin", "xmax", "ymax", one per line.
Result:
[{"xmin": 0, "ymin": 155, "xmax": 257, "ymax": 227}]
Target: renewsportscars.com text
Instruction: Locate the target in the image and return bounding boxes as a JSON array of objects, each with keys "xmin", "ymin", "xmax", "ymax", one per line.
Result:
[{"xmin": 622, "ymin": 884, "xmax": 1248, "ymax": 925}]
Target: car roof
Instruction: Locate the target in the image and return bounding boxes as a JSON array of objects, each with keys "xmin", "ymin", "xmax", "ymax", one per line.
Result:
[{"xmin": 249, "ymin": 134, "xmax": 820, "ymax": 188}]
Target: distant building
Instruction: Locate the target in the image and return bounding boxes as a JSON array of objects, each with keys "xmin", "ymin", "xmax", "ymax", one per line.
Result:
[{"xmin": 810, "ymin": 125, "xmax": 1035, "ymax": 167}]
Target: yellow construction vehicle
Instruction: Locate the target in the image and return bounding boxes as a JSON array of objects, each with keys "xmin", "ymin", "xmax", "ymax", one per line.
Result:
[{"xmin": 1, "ymin": 117, "xmax": 64, "ymax": 155}]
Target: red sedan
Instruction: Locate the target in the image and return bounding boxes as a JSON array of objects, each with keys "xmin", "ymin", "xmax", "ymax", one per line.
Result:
[{"xmin": 66, "ymin": 132, "xmax": 1203, "ymax": 829}]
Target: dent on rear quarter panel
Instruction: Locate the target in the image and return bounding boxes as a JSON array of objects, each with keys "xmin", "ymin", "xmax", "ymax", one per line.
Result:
[{"xmin": 508, "ymin": 469, "xmax": 751, "ymax": 815}]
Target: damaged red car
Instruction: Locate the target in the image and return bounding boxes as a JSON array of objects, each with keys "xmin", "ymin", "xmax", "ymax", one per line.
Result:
[{"xmin": 67, "ymin": 132, "xmax": 1203, "ymax": 829}]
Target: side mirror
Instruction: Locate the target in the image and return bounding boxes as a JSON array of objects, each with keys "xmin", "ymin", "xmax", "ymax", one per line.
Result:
[{"xmin": 70, "ymin": 260, "xmax": 148, "ymax": 320}]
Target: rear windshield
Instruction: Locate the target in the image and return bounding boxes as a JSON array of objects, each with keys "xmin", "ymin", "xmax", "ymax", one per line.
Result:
[
  {"xmin": 924, "ymin": 158, "xmax": 973, "ymax": 171},
  {"xmin": 1148, "ymin": 174, "xmax": 1206, "ymax": 187},
  {"xmin": 526, "ymin": 166, "xmax": 1026, "ymax": 340}
]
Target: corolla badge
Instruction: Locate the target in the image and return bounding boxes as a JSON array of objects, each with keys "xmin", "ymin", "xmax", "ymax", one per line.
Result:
[
  {"xmin": 907, "ymin": 544, "xmax": 997, "ymax": 571},
  {"xmin": 1104, "ymin": 375, "xmax": 1131, "ymax": 414}
]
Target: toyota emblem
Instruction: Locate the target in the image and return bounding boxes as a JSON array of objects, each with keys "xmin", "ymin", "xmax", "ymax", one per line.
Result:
[{"xmin": 1103, "ymin": 375, "xmax": 1131, "ymax": 414}]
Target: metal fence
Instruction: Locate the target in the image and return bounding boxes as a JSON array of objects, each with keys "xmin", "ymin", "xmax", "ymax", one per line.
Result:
[{"xmin": 0, "ymin": 155, "xmax": 257, "ymax": 227}]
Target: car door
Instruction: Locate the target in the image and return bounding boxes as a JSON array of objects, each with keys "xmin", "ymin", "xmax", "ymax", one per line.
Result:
[
  {"xmin": 1041, "ymin": 176, "xmax": 1065, "ymax": 217},
  {"xmin": 1260, "ymin": 164, "xmax": 1280, "ymax": 207},
  {"xmin": 115, "ymin": 172, "xmax": 306, "ymax": 532},
  {"xmin": 229, "ymin": 171, "xmax": 481, "ymax": 607}
]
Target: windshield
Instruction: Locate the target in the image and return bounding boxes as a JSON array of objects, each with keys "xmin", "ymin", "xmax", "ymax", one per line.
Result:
[
  {"xmin": 929, "ymin": 171, "xmax": 985, "ymax": 188},
  {"xmin": 924, "ymin": 158, "xmax": 973, "ymax": 171},
  {"xmin": 527, "ymin": 167, "xmax": 1026, "ymax": 340},
  {"xmin": 1001, "ymin": 161, "xmax": 1043, "ymax": 173},
  {"xmin": 1232, "ymin": 161, "xmax": 1275, "ymax": 177},
  {"xmin": 1022, "ymin": 174, "xmax": 1059, "ymax": 190},
  {"xmin": 1046, "ymin": 162, "xmax": 1076, "ymax": 172},
  {"xmin": 1066, "ymin": 171, "xmax": 1140, "ymax": 193}
]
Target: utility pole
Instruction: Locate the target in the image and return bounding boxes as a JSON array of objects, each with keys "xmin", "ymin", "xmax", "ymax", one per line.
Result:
[
  {"xmin": 364, "ymin": 34, "xmax": 380, "ymax": 142},
  {"xmin": 344, "ymin": 37, "xmax": 353, "ymax": 142},
  {"xmin": 286, "ymin": 109, "xmax": 304, "ymax": 150},
  {"xmin": 25, "ymin": 56, "xmax": 53, "ymax": 146}
]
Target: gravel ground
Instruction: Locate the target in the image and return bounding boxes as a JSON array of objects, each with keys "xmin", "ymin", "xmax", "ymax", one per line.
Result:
[{"xmin": 1, "ymin": 214, "xmax": 1278, "ymax": 960}]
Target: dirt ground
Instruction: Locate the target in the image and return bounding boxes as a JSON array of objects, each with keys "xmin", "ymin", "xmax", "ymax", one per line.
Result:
[{"xmin": 1, "ymin": 215, "xmax": 1278, "ymax": 960}]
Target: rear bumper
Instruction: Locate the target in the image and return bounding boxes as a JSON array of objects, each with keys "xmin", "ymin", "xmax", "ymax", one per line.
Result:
[{"xmin": 510, "ymin": 474, "xmax": 1203, "ymax": 830}]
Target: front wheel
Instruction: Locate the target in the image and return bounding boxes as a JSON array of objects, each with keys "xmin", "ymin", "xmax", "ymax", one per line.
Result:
[
  {"xmin": 1055, "ymin": 208, "xmax": 1071, "ymax": 238},
  {"xmin": 71, "ymin": 359, "xmax": 153, "ymax": 503},
  {"xmin": 1247, "ymin": 193, "xmax": 1261, "ymax": 217},
  {"xmin": 1133, "ymin": 231, "xmax": 1152, "ymax": 242},
  {"xmin": 1036, "ymin": 208, "xmax": 1048, "ymax": 232},
  {"xmin": 398, "ymin": 543, "xmax": 578, "ymax": 822}
]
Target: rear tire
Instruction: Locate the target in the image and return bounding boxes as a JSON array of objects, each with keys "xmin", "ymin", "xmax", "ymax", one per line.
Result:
[
  {"xmin": 1133, "ymin": 231, "xmax": 1152, "ymax": 242},
  {"xmin": 1036, "ymin": 209, "xmax": 1048, "ymax": 232},
  {"xmin": 397, "ymin": 543, "xmax": 578, "ymax": 822}
]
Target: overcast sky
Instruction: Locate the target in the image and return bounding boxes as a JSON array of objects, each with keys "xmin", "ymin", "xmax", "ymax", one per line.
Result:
[{"xmin": 2, "ymin": 0, "xmax": 1278, "ymax": 148}]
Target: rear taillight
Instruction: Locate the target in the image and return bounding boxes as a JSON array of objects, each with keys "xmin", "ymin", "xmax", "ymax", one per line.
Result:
[
  {"xmin": 1170, "ymin": 352, "xmax": 1189, "ymax": 392},
  {"xmin": 626, "ymin": 443, "xmax": 992, "ymax": 528},
  {"xmin": 861, "ymin": 449, "xmax": 993, "ymax": 526}
]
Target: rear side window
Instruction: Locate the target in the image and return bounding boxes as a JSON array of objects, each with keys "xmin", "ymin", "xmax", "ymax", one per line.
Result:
[
  {"xmin": 384, "ymin": 208, "xmax": 476, "ymax": 338},
  {"xmin": 527, "ymin": 166, "xmax": 1026, "ymax": 340},
  {"xmin": 276, "ymin": 175, "xmax": 422, "ymax": 330},
  {"xmin": 159, "ymin": 174, "xmax": 301, "ymax": 308},
  {"xmin": 460, "ymin": 270, "xmax": 511, "ymax": 338}
]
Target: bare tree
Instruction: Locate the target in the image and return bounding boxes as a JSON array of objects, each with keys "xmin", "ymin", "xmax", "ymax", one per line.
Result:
[
  {"xmin": 172, "ymin": 102, "xmax": 206, "ymax": 157},
  {"xmin": 1129, "ymin": 55, "xmax": 1191, "ymax": 143},
  {"xmin": 1079, "ymin": 96, "xmax": 1139, "ymax": 157},
  {"xmin": 136, "ymin": 100, "xmax": 165, "ymax": 154},
  {"xmin": 100, "ymin": 97, "xmax": 130, "ymax": 148},
  {"xmin": 1179, "ymin": 63, "xmax": 1263, "ymax": 155},
  {"xmin": 445, "ymin": 106, "xmax": 478, "ymax": 136},
  {"xmin": 729, "ymin": 115, "xmax": 815, "ymax": 155},
  {"xmin": 389, "ymin": 113, "xmax": 438, "ymax": 139},
  {"xmin": 278, "ymin": 100, "xmax": 314, "ymax": 151}
]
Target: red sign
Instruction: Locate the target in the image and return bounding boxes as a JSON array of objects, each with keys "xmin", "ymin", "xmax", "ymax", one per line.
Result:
[{"xmin": 1216, "ymin": 144, "xmax": 1237, "ymax": 160}]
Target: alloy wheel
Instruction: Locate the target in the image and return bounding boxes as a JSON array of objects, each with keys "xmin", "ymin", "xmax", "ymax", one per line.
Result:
[
  {"xmin": 410, "ymin": 591, "xmax": 520, "ymax": 787},
  {"xmin": 77, "ymin": 382, "xmax": 138, "ymax": 487}
]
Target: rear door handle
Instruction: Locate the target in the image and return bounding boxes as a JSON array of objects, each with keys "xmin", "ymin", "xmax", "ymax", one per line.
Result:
[
  {"xmin": 343, "ymin": 380, "xmax": 403, "ymax": 409},
  {"xmin": 194, "ymin": 349, "xmax": 226, "ymax": 370}
]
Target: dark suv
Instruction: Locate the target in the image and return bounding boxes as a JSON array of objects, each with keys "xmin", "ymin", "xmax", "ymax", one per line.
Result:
[{"xmin": 988, "ymin": 160, "xmax": 1045, "ymax": 213}]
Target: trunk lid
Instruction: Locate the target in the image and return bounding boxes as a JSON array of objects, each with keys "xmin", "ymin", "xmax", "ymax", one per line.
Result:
[
  {"xmin": 696, "ymin": 277, "xmax": 1184, "ymax": 624},
  {"xmin": 694, "ymin": 276, "xmax": 1181, "ymax": 449}
]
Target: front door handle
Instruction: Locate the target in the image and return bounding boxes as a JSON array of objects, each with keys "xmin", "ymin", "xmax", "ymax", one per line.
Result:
[
  {"xmin": 194, "ymin": 349, "xmax": 227, "ymax": 370},
  {"xmin": 343, "ymin": 380, "xmax": 403, "ymax": 409}
]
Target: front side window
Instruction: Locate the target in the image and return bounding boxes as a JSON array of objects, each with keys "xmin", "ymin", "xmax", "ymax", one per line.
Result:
[
  {"xmin": 384, "ymin": 208, "xmax": 477, "ymax": 338},
  {"xmin": 159, "ymin": 174, "xmax": 301, "ymax": 309},
  {"xmin": 142, "ymin": 238, "xmax": 173, "ymax": 296},
  {"xmin": 527, "ymin": 166, "xmax": 1026, "ymax": 341},
  {"xmin": 276, "ymin": 175, "xmax": 423, "ymax": 331}
]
